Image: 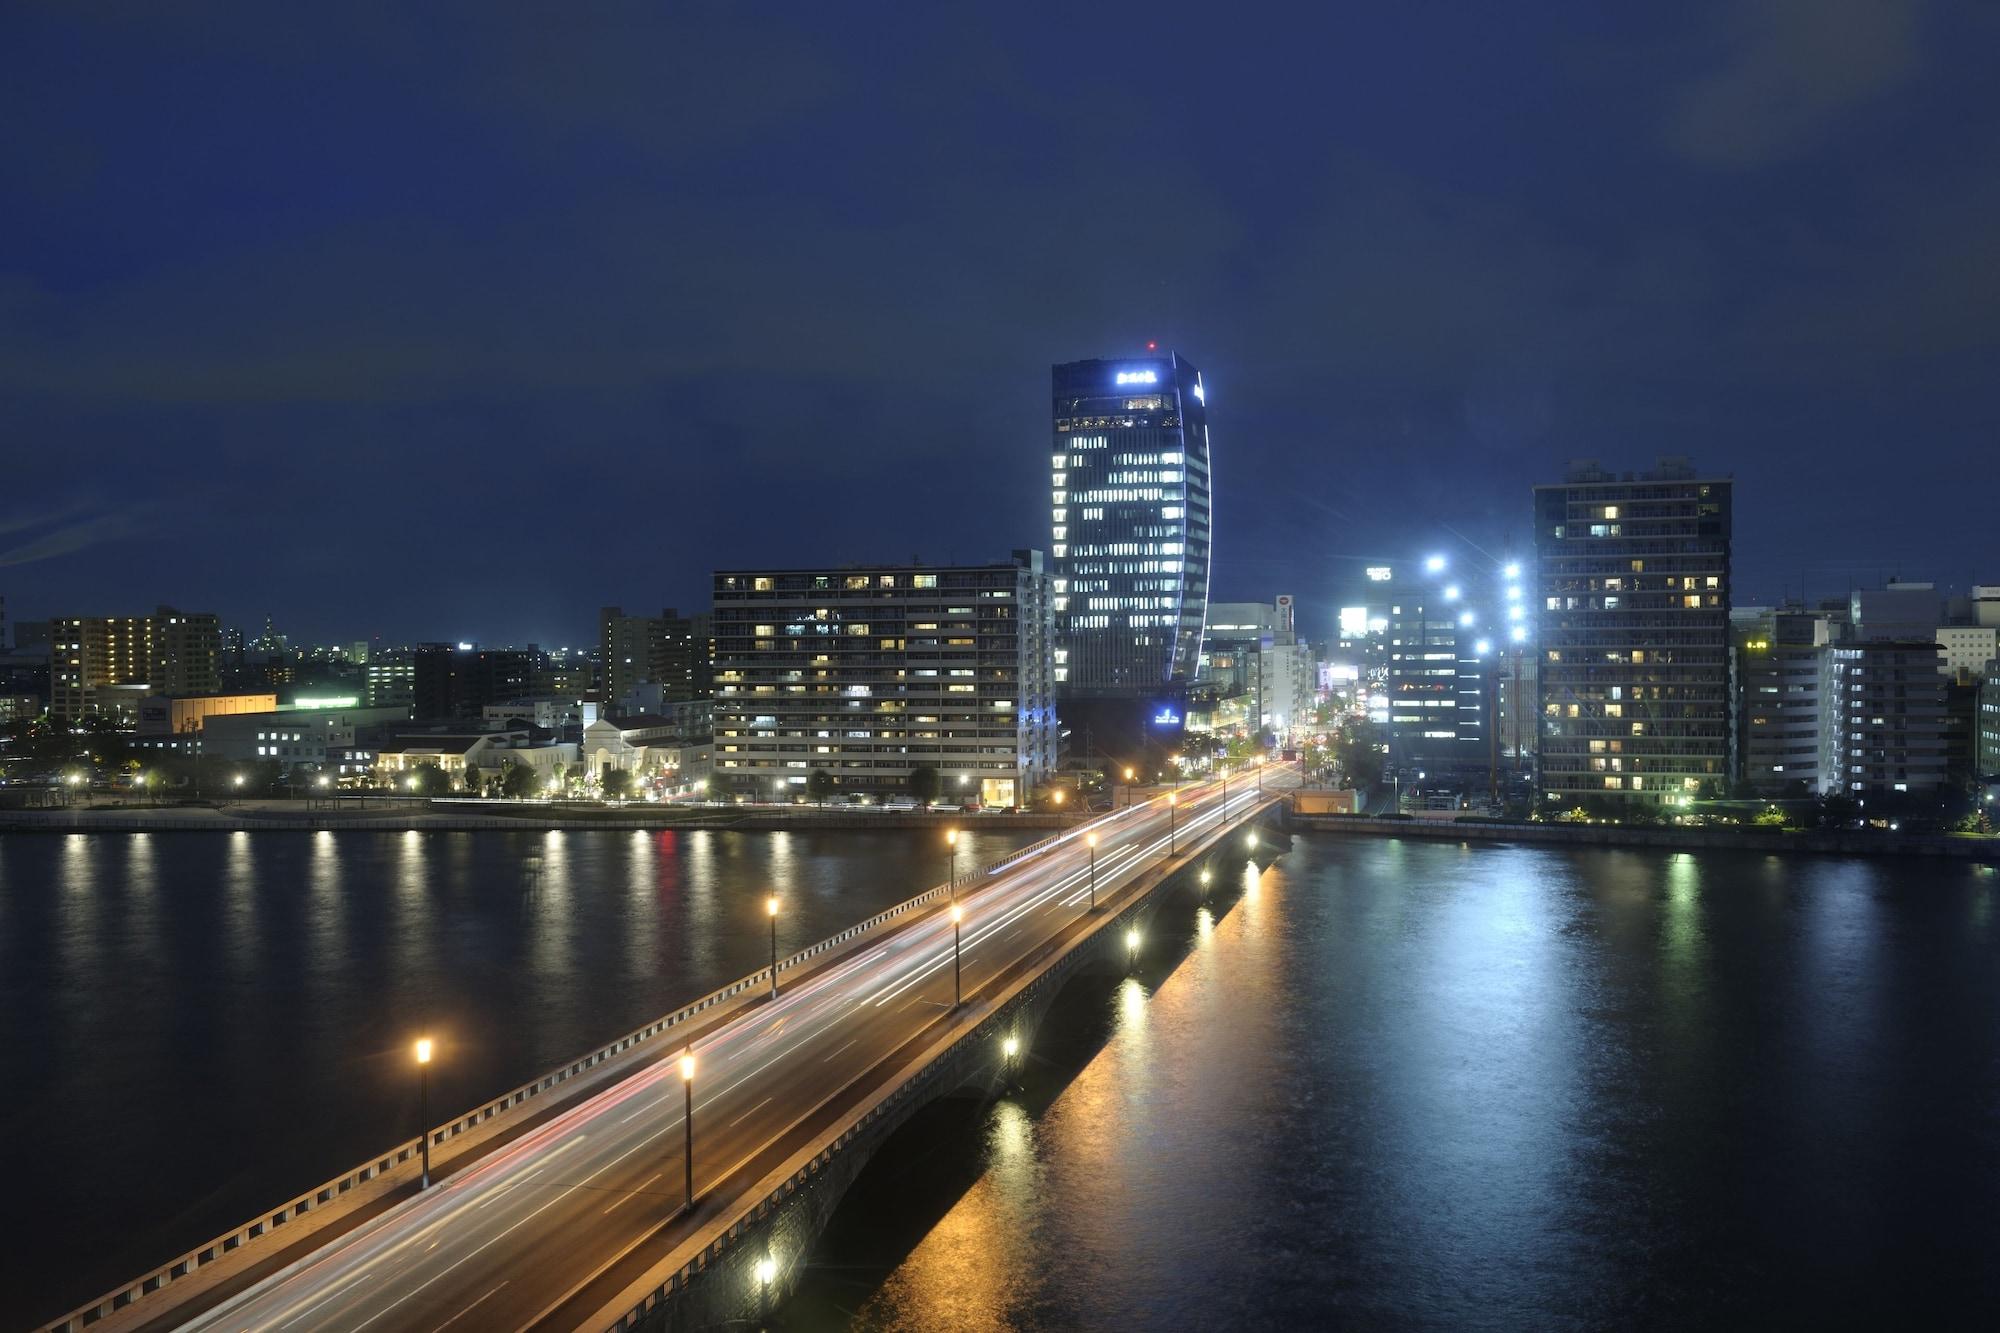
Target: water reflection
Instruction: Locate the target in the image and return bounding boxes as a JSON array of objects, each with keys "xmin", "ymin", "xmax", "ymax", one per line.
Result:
[
  {"xmin": 2, "ymin": 825, "xmax": 1039, "ymax": 1325},
  {"xmin": 843, "ymin": 837, "xmax": 2000, "ymax": 1331}
]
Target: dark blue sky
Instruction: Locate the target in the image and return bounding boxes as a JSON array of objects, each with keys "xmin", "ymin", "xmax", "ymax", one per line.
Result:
[{"xmin": 3, "ymin": 1, "xmax": 1994, "ymax": 645}]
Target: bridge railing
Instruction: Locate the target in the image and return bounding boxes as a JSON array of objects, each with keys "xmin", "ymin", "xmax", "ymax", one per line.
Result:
[
  {"xmin": 599, "ymin": 787, "xmax": 1293, "ymax": 1330},
  {"xmin": 37, "ymin": 853, "xmax": 983, "ymax": 1333}
]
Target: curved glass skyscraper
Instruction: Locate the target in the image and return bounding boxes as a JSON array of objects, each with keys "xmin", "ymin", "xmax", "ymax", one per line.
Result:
[{"xmin": 1050, "ymin": 352, "xmax": 1212, "ymax": 700}]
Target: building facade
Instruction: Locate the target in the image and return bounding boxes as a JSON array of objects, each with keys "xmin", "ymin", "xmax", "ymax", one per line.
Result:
[
  {"xmin": 412, "ymin": 644, "xmax": 538, "ymax": 720},
  {"xmin": 51, "ymin": 606, "xmax": 221, "ymax": 723},
  {"xmin": 1050, "ymin": 353, "xmax": 1211, "ymax": 696},
  {"xmin": 599, "ymin": 607, "xmax": 709, "ymax": 707},
  {"xmin": 1535, "ymin": 459, "xmax": 1732, "ymax": 808},
  {"xmin": 1734, "ymin": 607, "xmax": 1832, "ymax": 794},
  {"xmin": 1819, "ymin": 641, "xmax": 1953, "ymax": 798},
  {"xmin": 712, "ymin": 552, "xmax": 1056, "ymax": 805}
]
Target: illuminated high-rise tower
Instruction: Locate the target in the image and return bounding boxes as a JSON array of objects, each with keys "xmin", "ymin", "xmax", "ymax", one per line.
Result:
[{"xmin": 1050, "ymin": 351, "xmax": 1212, "ymax": 706}]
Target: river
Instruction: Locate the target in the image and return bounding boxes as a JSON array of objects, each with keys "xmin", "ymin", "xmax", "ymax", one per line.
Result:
[
  {"xmin": 796, "ymin": 835, "xmax": 2000, "ymax": 1330},
  {"xmin": 0, "ymin": 825, "xmax": 1035, "ymax": 1325}
]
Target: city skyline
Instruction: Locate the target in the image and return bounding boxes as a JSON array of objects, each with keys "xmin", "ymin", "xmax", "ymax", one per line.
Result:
[{"xmin": 5, "ymin": 4, "xmax": 1996, "ymax": 642}]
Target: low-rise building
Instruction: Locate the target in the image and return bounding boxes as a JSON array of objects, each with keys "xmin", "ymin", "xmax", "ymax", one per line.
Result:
[{"xmin": 137, "ymin": 693, "xmax": 279, "ymax": 736}]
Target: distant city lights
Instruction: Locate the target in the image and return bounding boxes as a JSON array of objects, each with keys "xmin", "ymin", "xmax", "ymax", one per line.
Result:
[
  {"xmin": 1503, "ymin": 561, "xmax": 1521, "ymax": 579},
  {"xmin": 1458, "ymin": 610, "xmax": 1474, "ymax": 626},
  {"xmin": 1443, "ymin": 584, "xmax": 1461, "ymax": 601},
  {"xmin": 1424, "ymin": 554, "xmax": 1446, "ymax": 573}
]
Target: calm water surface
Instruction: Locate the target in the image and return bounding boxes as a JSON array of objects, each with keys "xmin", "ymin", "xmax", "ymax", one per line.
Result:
[
  {"xmin": 796, "ymin": 835, "xmax": 2000, "ymax": 1330},
  {"xmin": 0, "ymin": 826, "xmax": 1034, "ymax": 1324}
]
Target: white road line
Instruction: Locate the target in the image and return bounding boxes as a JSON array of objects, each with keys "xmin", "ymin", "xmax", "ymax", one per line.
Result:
[
  {"xmin": 727, "ymin": 1095, "xmax": 773, "ymax": 1129},
  {"xmin": 601, "ymin": 1173, "xmax": 662, "ymax": 1216},
  {"xmin": 820, "ymin": 1036, "xmax": 858, "ymax": 1063},
  {"xmin": 433, "ymin": 1281, "xmax": 507, "ymax": 1331}
]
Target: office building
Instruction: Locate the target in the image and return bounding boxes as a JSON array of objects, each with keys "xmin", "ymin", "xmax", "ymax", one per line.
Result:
[
  {"xmin": 1535, "ymin": 459, "xmax": 1732, "ymax": 808},
  {"xmin": 1979, "ymin": 663, "xmax": 2000, "ymax": 780},
  {"xmin": 412, "ymin": 644, "xmax": 539, "ymax": 720},
  {"xmin": 365, "ymin": 653, "xmax": 415, "ymax": 709},
  {"xmin": 51, "ymin": 606, "xmax": 221, "ymax": 723},
  {"xmin": 1051, "ymin": 351, "xmax": 1212, "ymax": 695},
  {"xmin": 1734, "ymin": 606, "xmax": 1835, "ymax": 794},
  {"xmin": 712, "ymin": 552, "xmax": 1056, "ymax": 806},
  {"xmin": 1384, "ymin": 577, "xmax": 1491, "ymax": 778},
  {"xmin": 1850, "ymin": 581, "xmax": 1940, "ymax": 641},
  {"xmin": 599, "ymin": 607, "xmax": 710, "ymax": 706},
  {"xmin": 1935, "ymin": 625, "xmax": 2000, "ymax": 679},
  {"xmin": 1819, "ymin": 640, "xmax": 1953, "ymax": 798}
]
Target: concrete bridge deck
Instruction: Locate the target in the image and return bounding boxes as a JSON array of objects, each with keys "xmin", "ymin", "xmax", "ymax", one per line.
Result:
[{"xmin": 51, "ymin": 766, "xmax": 1297, "ymax": 1333}]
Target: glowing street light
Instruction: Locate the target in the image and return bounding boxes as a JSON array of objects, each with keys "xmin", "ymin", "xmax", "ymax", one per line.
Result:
[
  {"xmin": 1511, "ymin": 625, "xmax": 1528, "ymax": 643},
  {"xmin": 1124, "ymin": 766, "xmax": 1136, "ymax": 807},
  {"xmin": 1474, "ymin": 638, "xmax": 1493, "ymax": 655},
  {"xmin": 766, "ymin": 896, "xmax": 781, "ymax": 999},
  {"xmin": 414, "ymin": 1038, "xmax": 434, "ymax": 1189},
  {"xmin": 680, "ymin": 1051, "xmax": 697, "ymax": 1210},
  {"xmin": 1085, "ymin": 831, "xmax": 1098, "ymax": 909},
  {"xmin": 1443, "ymin": 584, "xmax": 1461, "ymax": 602},
  {"xmin": 950, "ymin": 903, "xmax": 964, "ymax": 1007},
  {"xmin": 1457, "ymin": 610, "xmax": 1474, "ymax": 627},
  {"xmin": 1503, "ymin": 561, "xmax": 1521, "ymax": 579},
  {"xmin": 1425, "ymin": 554, "xmax": 1446, "ymax": 573}
]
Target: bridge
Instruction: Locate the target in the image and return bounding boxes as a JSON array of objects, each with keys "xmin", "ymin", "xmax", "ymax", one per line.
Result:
[{"xmin": 53, "ymin": 764, "xmax": 1298, "ymax": 1333}]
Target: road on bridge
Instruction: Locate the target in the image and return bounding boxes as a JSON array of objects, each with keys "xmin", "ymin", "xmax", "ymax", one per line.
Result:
[{"xmin": 135, "ymin": 768, "xmax": 1295, "ymax": 1333}]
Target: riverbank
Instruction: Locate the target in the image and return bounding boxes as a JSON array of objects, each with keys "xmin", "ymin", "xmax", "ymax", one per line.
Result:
[
  {"xmin": 0, "ymin": 800, "xmax": 1083, "ymax": 834},
  {"xmin": 1293, "ymin": 811, "xmax": 2000, "ymax": 862}
]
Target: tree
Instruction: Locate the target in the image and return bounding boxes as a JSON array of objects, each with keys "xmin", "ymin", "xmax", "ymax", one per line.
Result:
[
  {"xmin": 1331, "ymin": 720, "xmax": 1385, "ymax": 791},
  {"xmin": 501, "ymin": 760, "xmax": 540, "ymax": 800},
  {"xmin": 1695, "ymin": 778, "xmax": 1723, "ymax": 802},
  {"xmin": 407, "ymin": 762, "xmax": 447, "ymax": 797},
  {"xmin": 601, "ymin": 768, "xmax": 632, "ymax": 800},
  {"xmin": 463, "ymin": 766, "xmax": 486, "ymax": 795},
  {"xmin": 908, "ymin": 764, "xmax": 940, "ymax": 806},
  {"xmin": 806, "ymin": 768, "xmax": 835, "ymax": 806}
]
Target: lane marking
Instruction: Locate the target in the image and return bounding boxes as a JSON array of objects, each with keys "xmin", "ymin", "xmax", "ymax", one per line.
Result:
[
  {"xmin": 432, "ymin": 1280, "xmax": 508, "ymax": 1332},
  {"xmin": 601, "ymin": 1173, "xmax": 663, "ymax": 1216}
]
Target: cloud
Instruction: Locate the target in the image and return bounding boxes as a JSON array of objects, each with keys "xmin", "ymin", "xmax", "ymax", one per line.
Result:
[
  {"xmin": 0, "ymin": 504, "xmax": 157, "ymax": 568},
  {"xmin": 1664, "ymin": 0, "xmax": 1922, "ymax": 168}
]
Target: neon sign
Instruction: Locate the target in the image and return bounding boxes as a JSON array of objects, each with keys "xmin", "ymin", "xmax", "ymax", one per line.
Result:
[
  {"xmin": 1115, "ymin": 370, "xmax": 1158, "ymax": 385},
  {"xmin": 1152, "ymin": 707, "xmax": 1182, "ymax": 726}
]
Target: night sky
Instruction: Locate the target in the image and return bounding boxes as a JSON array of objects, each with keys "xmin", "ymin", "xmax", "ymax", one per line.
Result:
[{"xmin": 4, "ymin": 2, "xmax": 1994, "ymax": 646}]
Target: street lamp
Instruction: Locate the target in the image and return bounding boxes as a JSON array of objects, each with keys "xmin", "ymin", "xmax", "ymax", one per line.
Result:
[
  {"xmin": 945, "ymin": 828, "xmax": 959, "ymax": 901},
  {"xmin": 950, "ymin": 903, "xmax": 963, "ymax": 1007},
  {"xmin": 680, "ymin": 1051, "xmax": 697, "ymax": 1210},
  {"xmin": 1085, "ymin": 831, "xmax": 1098, "ymax": 909},
  {"xmin": 1168, "ymin": 792, "xmax": 1177, "ymax": 856},
  {"xmin": 1124, "ymin": 767, "xmax": 1135, "ymax": 808},
  {"xmin": 766, "ymin": 896, "xmax": 780, "ymax": 999},
  {"xmin": 414, "ymin": 1038, "xmax": 433, "ymax": 1189}
]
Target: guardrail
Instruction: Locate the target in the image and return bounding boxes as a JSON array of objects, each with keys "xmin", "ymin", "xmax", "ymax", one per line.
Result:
[
  {"xmin": 600, "ymin": 789, "xmax": 1290, "ymax": 1330},
  {"xmin": 38, "ymin": 855, "xmax": 987, "ymax": 1333}
]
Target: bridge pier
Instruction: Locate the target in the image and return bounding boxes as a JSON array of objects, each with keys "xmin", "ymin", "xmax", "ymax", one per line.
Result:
[{"xmin": 619, "ymin": 805, "xmax": 1292, "ymax": 1332}]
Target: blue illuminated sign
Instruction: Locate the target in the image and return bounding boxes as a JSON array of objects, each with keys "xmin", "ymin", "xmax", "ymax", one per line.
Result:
[
  {"xmin": 1115, "ymin": 370, "xmax": 1158, "ymax": 385},
  {"xmin": 1151, "ymin": 707, "xmax": 1182, "ymax": 727}
]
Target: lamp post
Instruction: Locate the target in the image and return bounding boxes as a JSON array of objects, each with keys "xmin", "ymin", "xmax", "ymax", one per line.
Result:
[
  {"xmin": 945, "ymin": 828, "xmax": 959, "ymax": 902},
  {"xmin": 414, "ymin": 1038, "xmax": 433, "ymax": 1189},
  {"xmin": 950, "ymin": 903, "xmax": 963, "ymax": 1007},
  {"xmin": 1168, "ymin": 792, "xmax": 1178, "ymax": 857},
  {"xmin": 766, "ymin": 895, "xmax": 780, "ymax": 998},
  {"xmin": 1124, "ymin": 767, "xmax": 1135, "ymax": 808},
  {"xmin": 1085, "ymin": 831, "xmax": 1098, "ymax": 909},
  {"xmin": 1222, "ymin": 766, "xmax": 1230, "ymax": 822},
  {"xmin": 680, "ymin": 1051, "xmax": 696, "ymax": 1211}
]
